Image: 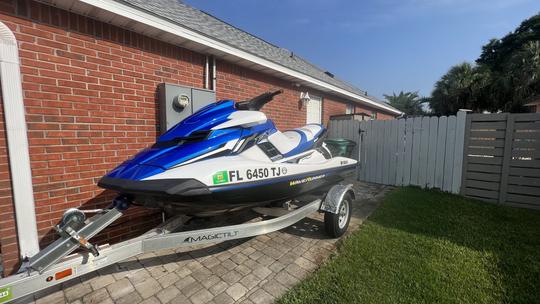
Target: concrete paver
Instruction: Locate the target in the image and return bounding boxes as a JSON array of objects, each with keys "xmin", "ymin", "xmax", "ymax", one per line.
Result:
[
  {"xmin": 226, "ymin": 283, "xmax": 248, "ymax": 301},
  {"xmin": 106, "ymin": 278, "xmax": 135, "ymax": 300},
  {"xmin": 115, "ymin": 292, "xmax": 143, "ymax": 304},
  {"xmin": 27, "ymin": 181, "xmax": 390, "ymax": 303}
]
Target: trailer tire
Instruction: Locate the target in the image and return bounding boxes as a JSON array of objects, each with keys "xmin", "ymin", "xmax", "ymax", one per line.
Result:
[{"xmin": 324, "ymin": 194, "xmax": 352, "ymax": 238}]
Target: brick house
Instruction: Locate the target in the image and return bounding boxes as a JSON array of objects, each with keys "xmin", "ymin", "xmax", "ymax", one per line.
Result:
[{"xmin": 0, "ymin": 0, "xmax": 400, "ymax": 275}]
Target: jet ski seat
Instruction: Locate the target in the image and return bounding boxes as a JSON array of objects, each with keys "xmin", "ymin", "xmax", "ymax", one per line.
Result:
[{"xmin": 267, "ymin": 124, "xmax": 324, "ymax": 156}]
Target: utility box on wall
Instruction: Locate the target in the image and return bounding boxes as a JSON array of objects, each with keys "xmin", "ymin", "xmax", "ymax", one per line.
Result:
[{"xmin": 158, "ymin": 83, "xmax": 216, "ymax": 132}]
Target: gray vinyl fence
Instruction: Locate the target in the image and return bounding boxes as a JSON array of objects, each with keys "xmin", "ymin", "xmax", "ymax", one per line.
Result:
[
  {"xmin": 328, "ymin": 112, "xmax": 540, "ymax": 209},
  {"xmin": 328, "ymin": 112, "xmax": 466, "ymax": 193}
]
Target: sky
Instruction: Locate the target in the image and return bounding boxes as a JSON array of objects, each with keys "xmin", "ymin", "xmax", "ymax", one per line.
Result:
[{"xmin": 183, "ymin": 0, "xmax": 540, "ymax": 100}]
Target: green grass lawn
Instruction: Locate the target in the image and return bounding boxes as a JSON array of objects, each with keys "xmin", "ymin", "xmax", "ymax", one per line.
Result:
[{"xmin": 278, "ymin": 187, "xmax": 540, "ymax": 304}]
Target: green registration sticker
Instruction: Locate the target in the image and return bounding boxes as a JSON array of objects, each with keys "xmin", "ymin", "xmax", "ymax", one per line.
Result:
[
  {"xmin": 0, "ymin": 286, "xmax": 12, "ymax": 303},
  {"xmin": 212, "ymin": 171, "xmax": 229, "ymax": 185}
]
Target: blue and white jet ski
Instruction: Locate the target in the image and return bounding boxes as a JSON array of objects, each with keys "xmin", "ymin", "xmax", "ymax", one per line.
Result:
[{"xmin": 98, "ymin": 90, "xmax": 357, "ymax": 216}]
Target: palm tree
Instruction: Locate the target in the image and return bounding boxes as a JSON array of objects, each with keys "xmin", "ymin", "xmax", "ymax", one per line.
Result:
[
  {"xmin": 505, "ymin": 41, "xmax": 540, "ymax": 111},
  {"xmin": 429, "ymin": 62, "xmax": 478, "ymax": 115},
  {"xmin": 383, "ymin": 91, "xmax": 425, "ymax": 116}
]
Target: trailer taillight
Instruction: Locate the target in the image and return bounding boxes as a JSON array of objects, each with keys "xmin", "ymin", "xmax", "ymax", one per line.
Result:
[{"xmin": 54, "ymin": 268, "xmax": 73, "ymax": 280}]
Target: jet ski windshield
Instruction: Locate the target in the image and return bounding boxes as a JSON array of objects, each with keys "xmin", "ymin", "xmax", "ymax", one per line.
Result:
[
  {"xmin": 152, "ymin": 130, "xmax": 211, "ymax": 148},
  {"xmin": 235, "ymin": 89, "xmax": 282, "ymax": 111},
  {"xmin": 158, "ymin": 100, "xmax": 236, "ymax": 142}
]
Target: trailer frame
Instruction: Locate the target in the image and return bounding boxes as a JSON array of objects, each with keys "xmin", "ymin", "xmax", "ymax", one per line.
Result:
[{"xmin": 0, "ymin": 184, "xmax": 354, "ymax": 303}]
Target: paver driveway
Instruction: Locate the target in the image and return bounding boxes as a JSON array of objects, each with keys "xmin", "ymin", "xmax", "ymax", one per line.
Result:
[{"xmin": 22, "ymin": 181, "xmax": 391, "ymax": 304}]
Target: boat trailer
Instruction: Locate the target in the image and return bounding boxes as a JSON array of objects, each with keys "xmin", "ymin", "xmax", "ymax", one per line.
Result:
[{"xmin": 0, "ymin": 184, "xmax": 354, "ymax": 303}]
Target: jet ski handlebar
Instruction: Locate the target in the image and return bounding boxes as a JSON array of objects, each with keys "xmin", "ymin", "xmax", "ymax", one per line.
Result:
[{"xmin": 235, "ymin": 89, "xmax": 283, "ymax": 111}]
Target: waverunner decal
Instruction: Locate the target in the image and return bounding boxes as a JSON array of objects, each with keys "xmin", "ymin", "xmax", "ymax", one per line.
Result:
[
  {"xmin": 289, "ymin": 174, "xmax": 326, "ymax": 186},
  {"xmin": 212, "ymin": 167, "xmax": 288, "ymax": 184}
]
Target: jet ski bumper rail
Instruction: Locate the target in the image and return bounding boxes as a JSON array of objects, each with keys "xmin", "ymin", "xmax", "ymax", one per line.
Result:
[
  {"xmin": 0, "ymin": 184, "xmax": 354, "ymax": 303},
  {"xmin": 97, "ymin": 177, "xmax": 211, "ymax": 196}
]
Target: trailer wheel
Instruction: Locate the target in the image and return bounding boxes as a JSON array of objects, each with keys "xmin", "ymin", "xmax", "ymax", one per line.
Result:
[{"xmin": 324, "ymin": 194, "xmax": 352, "ymax": 238}]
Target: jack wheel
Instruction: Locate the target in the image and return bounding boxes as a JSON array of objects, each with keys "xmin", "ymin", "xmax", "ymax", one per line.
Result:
[{"xmin": 324, "ymin": 194, "xmax": 352, "ymax": 238}]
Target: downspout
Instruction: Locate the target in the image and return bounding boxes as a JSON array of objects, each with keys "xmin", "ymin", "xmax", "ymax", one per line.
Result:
[
  {"xmin": 204, "ymin": 55, "xmax": 209, "ymax": 89},
  {"xmin": 212, "ymin": 56, "xmax": 216, "ymax": 91},
  {"xmin": 0, "ymin": 22, "xmax": 40, "ymax": 258}
]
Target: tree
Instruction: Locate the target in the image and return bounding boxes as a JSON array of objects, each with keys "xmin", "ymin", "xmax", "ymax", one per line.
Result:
[
  {"xmin": 428, "ymin": 62, "xmax": 479, "ymax": 115},
  {"xmin": 383, "ymin": 91, "xmax": 425, "ymax": 116},
  {"xmin": 504, "ymin": 41, "xmax": 540, "ymax": 111},
  {"xmin": 428, "ymin": 12, "xmax": 540, "ymax": 114},
  {"xmin": 473, "ymin": 13, "xmax": 540, "ymax": 112},
  {"xmin": 477, "ymin": 13, "xmax": 540, "ymax": 70}
]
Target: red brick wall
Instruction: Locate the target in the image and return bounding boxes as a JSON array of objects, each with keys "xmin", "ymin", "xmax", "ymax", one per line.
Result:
[
  {"xmin": 216, "ymin": 60, "xmax": 309, "ymax": 130},
  {"xmin": 215, "ymin": 62, "xmax": 398, "ymax": 128},
  {"xmin": 323, "ymin": 97, "xmax": 348, "ymax": 124},
  {"xmin": 0, "ymin": 0, "xmax": 396, "ymax": 275},
  {"xmin": 322, "ymin": 98, "xmax": 396, "ymax": 122},
  {"xmin": 354, "ymin": 104, "xmax": 396, "ymax": 120},
  {"xmin": 0, "ymin": 0, "xmax": 209, "ymax": 275}
]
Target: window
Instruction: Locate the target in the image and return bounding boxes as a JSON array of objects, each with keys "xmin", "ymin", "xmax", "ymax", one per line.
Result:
[
  {"xmin": 346, "ymin": 104, "xmax": 354, "ymax": 114},
  {"xmin": 371, "ymin": 111, "xmax": 377, "ymax": 120}
]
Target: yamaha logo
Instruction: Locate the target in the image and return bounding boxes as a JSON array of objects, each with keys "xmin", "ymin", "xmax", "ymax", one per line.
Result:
[{"xmin": 183, "ymin": 231, "xmax": 239, "ymax": 243}]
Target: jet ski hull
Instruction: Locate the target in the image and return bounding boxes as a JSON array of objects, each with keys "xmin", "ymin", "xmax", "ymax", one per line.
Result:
[
  {"xmin": 98, "ymin": 164, "xmax": 356, "ymax": 215},
  {"xmin": 99, "ymin": 91, "xmax": 359, "ymax": 216}
]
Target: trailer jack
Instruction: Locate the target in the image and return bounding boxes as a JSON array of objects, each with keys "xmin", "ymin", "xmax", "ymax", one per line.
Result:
[{"xmin": 21, "ymin": 195, "xmax": 132, "ymax": 275}]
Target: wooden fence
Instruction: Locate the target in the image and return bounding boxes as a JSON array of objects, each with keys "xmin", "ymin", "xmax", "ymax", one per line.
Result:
[
  {"xmin": 329, "ymin": 112, "xmax": 466, "ymax": 194},
  {"xmin": 461, "ymin": 113, "xmax": 540, "ymax": 209},
  {"xmin": 328, "ymin": 112, "xmax": 540, "ymax": 209}
]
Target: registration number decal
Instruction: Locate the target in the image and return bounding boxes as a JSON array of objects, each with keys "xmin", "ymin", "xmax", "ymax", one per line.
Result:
[{"xmin": 212, "ymin": 167, "xmax": 287, "ymax": 184}]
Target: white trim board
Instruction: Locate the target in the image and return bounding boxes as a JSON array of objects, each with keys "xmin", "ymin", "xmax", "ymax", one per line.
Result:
[{"xmin": 0, "ymin": 21, "xmax": 40, "ymax": 258}]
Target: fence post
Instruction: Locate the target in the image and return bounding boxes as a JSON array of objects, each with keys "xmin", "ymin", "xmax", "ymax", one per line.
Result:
[
  {"xmin": 434, "ymin": 116, "xmax": 447, "ymax": 189},
  {"xmin": 499, "ymin": 114, "xmax": 514, "ymax": 204},
  {"xmin": 410, "ymin": 117, "xmax": 422, "ymax": 185},
  {"xmin": 395, "ymin": 119, "xmax": 406, "ymax": 186},
  {"xmin": 426, "ymin": 116, "xmax": 439, "ymax": 188},
  {"xmin": 388, "ymin": 120, "xmax": 399, "ymax": 185},
  {"xmin": 452, "ymin": 111, "xmax": 467, "ymax": 194},
  {"xmin": 459, "ymin": 114, "xmax": 472, "ymax": 195},
  {"xmin": 403, "ymin": 118, "xmax": 414, "ymax": 185},
  {"xmin": 443, "ymin": 116, "xmax": 457, "ymax": 192},
  {"xmin": 357, "ymin": 121, "xmax": 364, "ymax": 181},
  {"xmin": 365, "ymin": 120, "xmax": 372, "ymax": 182}
]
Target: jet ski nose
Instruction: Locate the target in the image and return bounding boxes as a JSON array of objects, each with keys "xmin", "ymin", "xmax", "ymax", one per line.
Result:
[{"xmin": 105, "ymin": 162, "xmax": 165, "ymax": 180}]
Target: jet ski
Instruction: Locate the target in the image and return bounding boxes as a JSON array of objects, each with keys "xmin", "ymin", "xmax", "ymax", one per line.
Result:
[{"xmin": 98, "ymin": 90, "xmax": 357, "ymax": 216}]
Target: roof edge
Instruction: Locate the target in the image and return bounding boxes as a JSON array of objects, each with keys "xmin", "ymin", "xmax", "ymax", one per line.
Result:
[{"xmin": 67, "ymin": 0, "xmax": 402, "ymax": 115}]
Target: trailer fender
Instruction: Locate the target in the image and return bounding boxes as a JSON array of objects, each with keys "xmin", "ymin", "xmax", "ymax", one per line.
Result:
[{"xmin": 320, "ymin": 184, "xmax": 355, "ymax": 214}]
